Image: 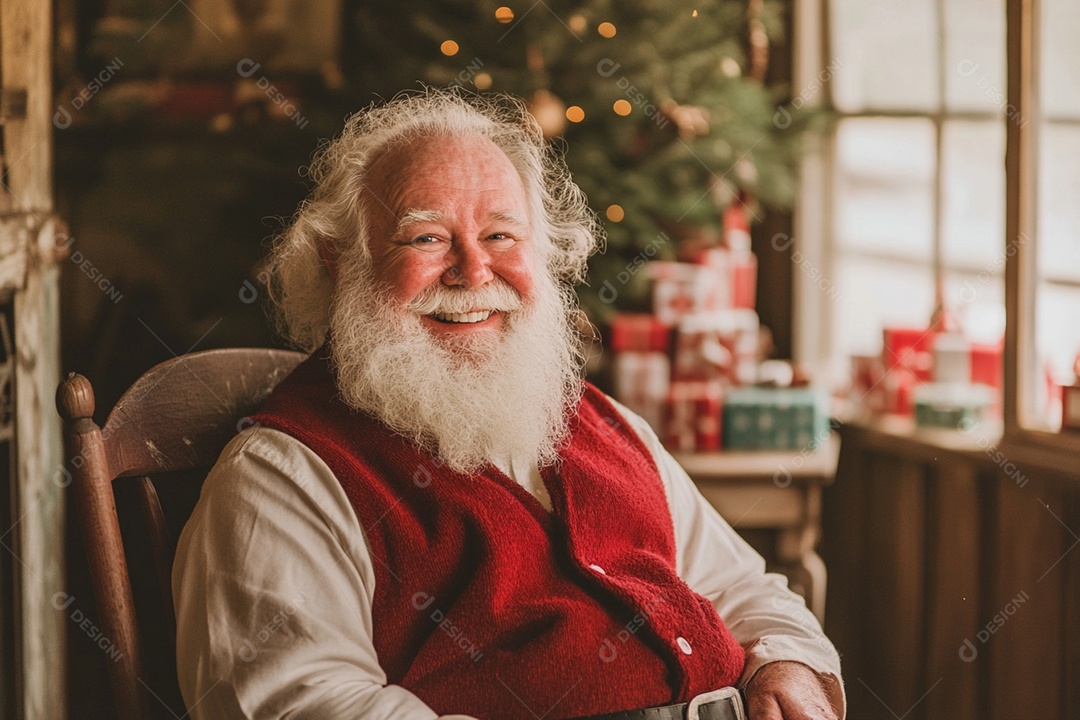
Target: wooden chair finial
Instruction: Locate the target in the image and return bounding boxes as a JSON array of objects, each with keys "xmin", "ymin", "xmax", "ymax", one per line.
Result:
[{"xmin": 57, "ymin": 371, "xmax": 95, "ymax": 421}]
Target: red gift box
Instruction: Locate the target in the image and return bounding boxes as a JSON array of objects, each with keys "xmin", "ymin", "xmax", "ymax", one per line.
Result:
[
  {"xmin": 673, "ymin": 310, "xmax": 759, "ymax": 385},
  {"xmin": 723, "ymin": 199, "xmax": 752, "ymax": 254},
  {"xmin": 850, "ymin": 354, "xmax": 888, "ymax": 414},
  {"xmin": 970, "ymin": 341, "xmax": 1004, "ymax": 390},
  {"xmin": 882, "ymin": 327, "xmax": 934, "ymax": 382},
  {"xmin": 664, "ymin": 380, "xmax": 723, "ymax": 452},
  {"xmin": 648, "ymin": 261, "xmax": 727, "ymax": 326},
  {"xmin": 612, "ymin": 351, "xmax": 671, "ymax": 432},
  {"xmin": 690, "ymin": 247, "xmax": 758, "ymax": 311},
  {"xmin": 877, "ymin": 326, "xmax": 934, "ymax": 414},
  {"xmin": 609, "ymin": 314, "xmax": 672, "ymax": 354},
  {"xmin": 882, "ymin": 365, "xmax": 919, "ymax": 415}
]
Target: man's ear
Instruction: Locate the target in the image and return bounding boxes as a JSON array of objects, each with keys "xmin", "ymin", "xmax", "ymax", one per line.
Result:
[{"xmin": 317, "ymin": 237, "xmax": 339, "ymax": 284}]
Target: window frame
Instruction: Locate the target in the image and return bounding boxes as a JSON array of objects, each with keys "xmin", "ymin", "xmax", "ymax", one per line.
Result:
[{"xmin": 1002, "ymin": 0, "xmax": 1080, "ymax": 473}]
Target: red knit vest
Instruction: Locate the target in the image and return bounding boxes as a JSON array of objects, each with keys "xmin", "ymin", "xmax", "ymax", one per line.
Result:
[{"xmin": 253, "ymin": 351, "xmax": 745, "ymax": 719}]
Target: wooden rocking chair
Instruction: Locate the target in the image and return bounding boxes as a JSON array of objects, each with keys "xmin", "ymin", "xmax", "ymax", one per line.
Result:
[{"xmin": 56, "ymin": 348, "xmax": 305, "ymax": 720}]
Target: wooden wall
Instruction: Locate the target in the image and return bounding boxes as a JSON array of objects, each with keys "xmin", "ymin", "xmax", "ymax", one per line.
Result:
[{"xmin": 823, "ymin": 423, "xmax": 1079, "ymax": 720}]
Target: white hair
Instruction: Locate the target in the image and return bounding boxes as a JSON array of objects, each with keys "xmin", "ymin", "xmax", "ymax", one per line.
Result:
[{"xmin": 265, "ymin": 88, "xmax": 603, "ymax": 351}]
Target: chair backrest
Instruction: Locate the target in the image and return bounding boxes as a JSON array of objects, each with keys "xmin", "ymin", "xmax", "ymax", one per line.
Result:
[{"xmin": 56, "ymin": 347, "xmax": 306, "ymax": 720}]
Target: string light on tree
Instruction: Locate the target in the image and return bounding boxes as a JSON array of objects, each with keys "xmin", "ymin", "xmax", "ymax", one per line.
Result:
[
  {"xmin": 359, "ymin": 0, "xmax": 823, "ymax": 317},
  {"xmin": 606, "ymin": 204, "xmax": 625, "ymax": 222}
]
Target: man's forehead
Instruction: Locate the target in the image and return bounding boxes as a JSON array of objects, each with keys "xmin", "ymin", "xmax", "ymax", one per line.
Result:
[
  {"xmin": 365, "ymin": 137, "xmax": 530, "ymax": 221},
  {"xmin": 371, "ymin": 134, "xmax": 517, "ymax": 176}
]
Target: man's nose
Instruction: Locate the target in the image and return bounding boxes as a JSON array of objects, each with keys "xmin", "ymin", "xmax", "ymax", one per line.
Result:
[{"xmin": 443, "ymin": 239, "xmax": 494, "ymax": 288}]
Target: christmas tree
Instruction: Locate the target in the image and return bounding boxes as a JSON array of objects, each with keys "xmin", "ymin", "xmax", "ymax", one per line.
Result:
[{"xmin": 345, "ymin": 0, "xmax": 823, "ymax": 315}]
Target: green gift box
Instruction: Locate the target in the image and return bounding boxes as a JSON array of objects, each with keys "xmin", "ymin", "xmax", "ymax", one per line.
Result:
[
  {"xmin": 723, "ymin": 387, "xmax": 829, "ymax": 451},
  {"xmin": 913, "ymin": 382, "xmax": 994, "ymax": 429}
]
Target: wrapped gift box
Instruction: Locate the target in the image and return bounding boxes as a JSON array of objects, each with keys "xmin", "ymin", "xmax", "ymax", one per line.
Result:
[
  {"xmin": 722, "ymin": 387, "xmax": 829, "ymax": 451},
  {"xmin": 932, "ymin": 332, "xmax": 970, "ymax": 384},
  {"xmin": 673, "ymin": 310, "xmax": 759, "ymax": 385},
  {"xmin": 913, "ymin": 383, "xmax": 994, "ymax": 429},
  {"xmin": 648, "ymin": 261, "xmax": 728, "ymax": 325},
  {"xmin": 663, "ymin": 380, "xmax": 723, "ymax": 452},
  {"xmin": 612, "ymin": 351, "xmax": 671, "ymax": 432},
  {"xmin": 882, "ymin": 327, "xmax": 934, "ymax": 382},
  {"xmin": 850, "ymin": 354, "xmax": 888, "ymax": 414},
  {"xmin": 609, "ymin": 313, "xmax": 672, "ymax": 354},
  {"xmin": 684, "ymin": 247, "xmax": 758, "ymax": 311},
  {"xmin": 970, "ymin": 341, "xmax": 1004, "ymax": 391}
]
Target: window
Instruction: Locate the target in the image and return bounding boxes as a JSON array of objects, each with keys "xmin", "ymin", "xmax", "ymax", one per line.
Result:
[
  {"xmin": 1028, "ymin": 0, "xmax": 1080, "ymax": 431},
  {"xmin": 795, "ymin": 0, "xmax": 1080, "ymax": 459},
  {"xmin": 822, "ymin": 0, "xmax": 1008, "ymax": 364},
  {"xmin": 1006, "ymin": 0, "xmax": 1080, "ymax": 462}
]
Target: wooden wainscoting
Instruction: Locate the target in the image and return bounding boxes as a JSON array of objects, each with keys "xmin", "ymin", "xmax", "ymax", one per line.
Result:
[{"xmin": 823, "ymin": 420, "xmax": 1079, "ymax": 720}]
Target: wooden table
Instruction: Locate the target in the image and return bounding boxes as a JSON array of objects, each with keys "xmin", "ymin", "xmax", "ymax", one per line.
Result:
[{"xmin": 672, "ymin": 439, "xmax": 838, "ymax": 623}]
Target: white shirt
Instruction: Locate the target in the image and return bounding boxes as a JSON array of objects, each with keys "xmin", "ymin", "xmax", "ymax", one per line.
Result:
[{"xmin": 173, "ymin": 400, "xmax": 845, "ymax": 719}]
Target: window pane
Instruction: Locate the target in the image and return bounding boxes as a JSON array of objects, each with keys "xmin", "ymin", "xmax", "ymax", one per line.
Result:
[
  {"xmin": 1035, "ymin": 283, "xmax": 1080, "ymax": 428},
  {"xmin": 829, "ymin": 0, "xmax": 939, "ymax": 112},
  {"xmin": 1030, "ymin": 0, "xmax": 1080, "ymax": 430},
  {"xmin": 1037, "ymin": 123, "xmax": 1080, "ymax": 283},
  {"xmin": 944, "ymin": 273, "xmax": 1005, "ymax": 345},
  {"xmin": 1041, "ymin": 0, "xmax": 1080, "ymax": 119},
  {"xmin": 835, "ymin": 118, "xmax": 936, "ymax": 261},
  {"xmin": 944, "ymin": 0, "xmax": 1006, "ymax": 113},
  {"xmin": 942, "ymin": 120, "xmax": 1006, "ymax": 270},
  {"xmin": 833, "ymin": 256, "xmax": 934, "ymax": 358}
]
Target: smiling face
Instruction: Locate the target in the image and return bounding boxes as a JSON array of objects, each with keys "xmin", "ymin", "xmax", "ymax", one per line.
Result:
[
  {"xmin": 361, "ymin": 134, "xmax": 537, "ymax": 340},
  {"xmin": 324, "ymin": 132, "xmax": 585, "ymax": 472}
]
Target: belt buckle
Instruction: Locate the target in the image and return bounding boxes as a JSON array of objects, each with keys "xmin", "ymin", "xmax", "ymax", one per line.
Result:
[{"xmin": 685, "ymin": 687, "xmax": 746, "ymax": 720}]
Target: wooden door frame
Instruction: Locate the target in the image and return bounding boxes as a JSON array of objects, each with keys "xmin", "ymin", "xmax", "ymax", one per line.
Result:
[{"xmin": 1, "ymin": 0, "xmax": 66, "ymax": 718}]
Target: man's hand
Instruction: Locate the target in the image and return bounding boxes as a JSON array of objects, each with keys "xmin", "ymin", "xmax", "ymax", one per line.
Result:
[{"xmin": 743, "ymin": 661, "xmax": 839, "ymax": 720}]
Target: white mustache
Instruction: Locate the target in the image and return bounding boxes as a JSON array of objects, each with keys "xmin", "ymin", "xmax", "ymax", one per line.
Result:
[{"xmin": 407, "ymin": 281, "xmax": 524, "ymax": 316}]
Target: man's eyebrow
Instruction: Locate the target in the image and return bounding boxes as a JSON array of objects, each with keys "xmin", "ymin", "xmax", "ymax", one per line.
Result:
[
  {"xmin": 394, "ymin": 209, "xmax": 445, "ymax": 235},
  {"xmin": 490, "ymin": 211, "xmax": 528, "ymax": 226}
]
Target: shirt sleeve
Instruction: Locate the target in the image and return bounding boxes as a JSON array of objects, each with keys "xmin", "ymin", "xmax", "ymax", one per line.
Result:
[
  {"xmin": 605, "ymin": 399, "xmax": 846, "ymax": 719},
  {"xmin": 172, "ymin": 426, "xmax": 478, "ymax": 720}
]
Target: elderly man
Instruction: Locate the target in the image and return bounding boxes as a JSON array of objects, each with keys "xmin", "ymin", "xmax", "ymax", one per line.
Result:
[{"xmin": 173, "ymin": 90, "xmax": 844, "ymax": 720}]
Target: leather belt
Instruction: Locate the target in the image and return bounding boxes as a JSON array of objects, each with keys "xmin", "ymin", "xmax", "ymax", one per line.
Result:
[{"xmin": 564, "ymin": 688, "xmax": 746, "ymax": 720}]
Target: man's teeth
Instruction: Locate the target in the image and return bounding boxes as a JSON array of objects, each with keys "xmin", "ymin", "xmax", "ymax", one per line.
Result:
[{"xmin": 433, "ymin": 310, "xmax": 494, "ymax": 324}]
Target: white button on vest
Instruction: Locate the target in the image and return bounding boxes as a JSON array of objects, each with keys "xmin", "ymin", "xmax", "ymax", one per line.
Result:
[
  {"xmin": 588, "ymin": 564, "xmax": 606, "ymax": 575},
  {"xmin": 677, "ymin": 636, "xmax": 693, "ymax": 655}
]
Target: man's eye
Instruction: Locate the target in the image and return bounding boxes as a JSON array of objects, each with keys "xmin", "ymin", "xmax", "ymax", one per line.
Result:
[{"xmin": 410, "ymin": 235, "xmax": 440, "ymax": 247}]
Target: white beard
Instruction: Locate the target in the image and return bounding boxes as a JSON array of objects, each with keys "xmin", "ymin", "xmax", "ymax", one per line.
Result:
[{"xmin": 327, "ymin": 256, "xmax": 584, "ymax": 474}]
